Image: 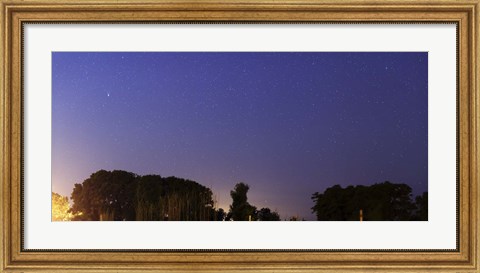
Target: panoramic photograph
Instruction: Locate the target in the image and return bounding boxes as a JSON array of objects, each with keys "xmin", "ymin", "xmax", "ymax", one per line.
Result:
[{"xmin": 51, "ymin": 52, "xmax": 428, "ymax": 221}]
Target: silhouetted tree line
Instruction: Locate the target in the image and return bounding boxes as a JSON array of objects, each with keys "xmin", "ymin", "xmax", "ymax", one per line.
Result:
[
  {"xmin": 70, "ymin": 170, "xmax": 219, "ymax": 221},
  {"xmin": 69, "ymin": 170, "xmax": 281, "ymax": 221},
  {"xmin": 311, "ymin": 182, "xmax": 428, "ymax": 221},
  {"xmin": 68, "ymin": 170, "xmax": 426, "ymax": 221}
]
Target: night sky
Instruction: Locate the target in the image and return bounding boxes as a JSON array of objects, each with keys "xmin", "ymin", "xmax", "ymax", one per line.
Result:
[{"xmin": 52, "ymin": 52, "xmax": 428, "ymax": 220}]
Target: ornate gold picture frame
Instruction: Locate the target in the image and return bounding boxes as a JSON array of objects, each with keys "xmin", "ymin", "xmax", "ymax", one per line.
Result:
[{"xmin": 1, "ymin": 0, "xmax": 478, "ymax": 272}]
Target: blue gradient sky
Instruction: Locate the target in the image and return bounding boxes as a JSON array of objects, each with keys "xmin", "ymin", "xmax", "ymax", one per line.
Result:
[{"xmin": 52, "ymin": 52, "xmax": 428, "ymax": 220}]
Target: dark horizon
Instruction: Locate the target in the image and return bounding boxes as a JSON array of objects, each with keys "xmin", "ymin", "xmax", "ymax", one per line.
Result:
[{"xmin": 52, "ymin": 52, "xmax": 428, "ymax": 220}]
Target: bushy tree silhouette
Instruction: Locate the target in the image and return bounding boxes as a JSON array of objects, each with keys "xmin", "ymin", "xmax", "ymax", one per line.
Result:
[
  {"xmin": 229, "ymin": 183, "xmax": 257, "ymax": 221},
  {"xmin": 70, "ymin": 170, "xmax": 218, "ymax": 221},
  {"xmin": 70, "ymin": 170, "xmax": 137, "ymax": 221},
  {"xmin": 311, "ymin": 182, "xmax": 427, "ymax": 221},
  {"xmin": 257, "ymin": 207, "xmax": 280, "ymax": 221}
]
